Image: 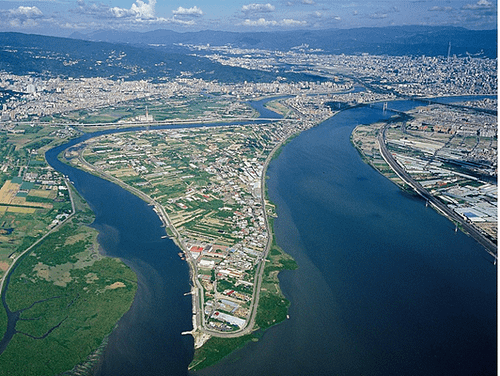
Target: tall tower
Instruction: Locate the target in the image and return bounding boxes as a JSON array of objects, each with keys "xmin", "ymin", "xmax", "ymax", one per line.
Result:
[{"xmin": 447, "ymin": 42, "xmax": 451, "ymax": 61}]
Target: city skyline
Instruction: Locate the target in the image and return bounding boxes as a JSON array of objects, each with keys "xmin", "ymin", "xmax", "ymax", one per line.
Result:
[{"xmin": 0, "ymin": 0, "xmax": 497, "ymax": 37}]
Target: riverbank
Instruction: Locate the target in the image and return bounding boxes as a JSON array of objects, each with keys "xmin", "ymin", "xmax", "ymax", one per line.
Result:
[
  {"xmin": 194, "ymin": 101, "xmax": 496, "ymax": 376},
  {"xmin": 56, "ymin": 97, "xmax": 313, "ymax": 372},
  {"xmin": 0, "ymin": 183, "xmax": 137, "ymax": 376},
  {"xmin": 351, "ymin": 101, "xmax": 497, "ymax": 255},
  {"xmin": 188, "ymin": 242, "xmax": 297, "ymax": 371}
]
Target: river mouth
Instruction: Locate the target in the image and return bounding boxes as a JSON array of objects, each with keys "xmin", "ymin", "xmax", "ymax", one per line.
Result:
[{"xmin": 38, "ymin": 95, "xmax": 496, "ymax": 376}]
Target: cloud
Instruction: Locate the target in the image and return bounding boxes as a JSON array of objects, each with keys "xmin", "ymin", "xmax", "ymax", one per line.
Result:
[
  {"xmin": 170, "ymin": 17, "xmax": 196, "ymax": 25},
  {"xmin": 172, "ymin": 6, "xmax": 203, "ymax": 17},
  {"xmin": 241, "ymin": 17, "xmax": 306, "ymax": 27},
  {"xmin": 0, "ymin": 5, "xmax": 44, "ymax": 28},
  {"xmin": 281, "ymin": 18, "xmax": 307, "ymax": 26},
  {"xmin": 69, "ymin": 0, "xmax": 200, "ymax": 27},
  {"xmin": 428, "ymin": 6, "xmax": 453, "ymax": 12},
  {"xmin": 369, "ymin": 13, "xmax": 388, "ymax": 19},
  {"xmin": 462, "ymin": 0, "xmax": 493, "ymax": 9},
  {"xmin": 302, "ymin": 0, "xmax": 315, "ymax": 4},
  {"xmin": 73, "ymin": 0, "xmax": 157, "ymax": 20},
  {"xmin": 110, "ymin": 0, "xmax": 156, "ymax": 19},
  {"xmin": 10, "ymin": 6, "xmax": 43, "ymax": 18},
  {"xmin": 242, "ymin": 3, "xmax": 275, "ymax": 13}
]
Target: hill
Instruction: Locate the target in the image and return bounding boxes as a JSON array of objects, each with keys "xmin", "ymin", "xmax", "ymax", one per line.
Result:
[
  {"xmin": 71, "ymin": 26, "xmax": 497, "ymax": 58},
  {"xmin": 0, "ymin": 32, "xmax": 322, "ymax": 82}
]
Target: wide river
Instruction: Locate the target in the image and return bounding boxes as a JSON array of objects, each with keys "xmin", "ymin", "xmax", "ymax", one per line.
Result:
[{"xmin": 45, "ymin": 98, "xmax": 496, "ymax": 376}]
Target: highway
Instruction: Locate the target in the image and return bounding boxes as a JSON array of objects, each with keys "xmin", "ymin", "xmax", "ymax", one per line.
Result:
[{"xmin": 377, "ymin": 123, "xmax": 497, "ymax": 260}]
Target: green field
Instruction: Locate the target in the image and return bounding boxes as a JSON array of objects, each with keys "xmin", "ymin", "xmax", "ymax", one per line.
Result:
[
  {"xmin": 42, "ymin": 95, "xmax": 255, "ymax": 124},
  {"xmin": 0, "ymin": 211, "xmax": 137, "ymax": 376},
  {"xmin": 0, "ymin": 126, "xmax": 80, "ymax": 277},
  {"xmin": 0, "ymin": 125, "xmax": 137, "ymax": 376}
]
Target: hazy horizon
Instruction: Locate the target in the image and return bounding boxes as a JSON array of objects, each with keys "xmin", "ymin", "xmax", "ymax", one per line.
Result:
[{"xmin": 0, "ymin": 0, "xmax": 497, "ymax": 38}]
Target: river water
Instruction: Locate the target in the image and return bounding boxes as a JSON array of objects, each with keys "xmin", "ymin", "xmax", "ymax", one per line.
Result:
[
  {"xmin": 41, "ymin": 98, "xmax": 496, "ymax": 376},
  {"xmin": 197, "ymin": 102, "xmax": 497, "ymax": 376}
]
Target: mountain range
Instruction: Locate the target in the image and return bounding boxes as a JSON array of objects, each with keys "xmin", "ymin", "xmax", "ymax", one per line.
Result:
[
  {"xmin": 0, "ymin": 26, "xmax": 496, "ymax": 83},
  {"xmin": 71, "ymin": 26, "xmax": 497, "ymax": 58}
]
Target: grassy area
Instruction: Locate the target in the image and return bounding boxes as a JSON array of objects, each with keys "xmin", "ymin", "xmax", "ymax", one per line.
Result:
[
  {"xmin": 43, "ymin": 95, "xmax": 253, "ymax": 124},
  {"xmin": 188, "ymin": 334, "xmax": 256, "ymax": 372},
  {"xmin": 0, "ymin": 127, "xmax": 81, "ymax": 279},
  {"xmin": 189, "ymin": 244, "xmax": 297, "ymax": 372},
  {"xmin": 0, "ymin": 125, "xmax": 137, "ymax": 375},
  {"xmin": 0, "ymin": 216, "xmax": 137, "ymax": 376},
  {"xmin": 256, "ymin": 240, "xmax": 297, "ymax": 330}
]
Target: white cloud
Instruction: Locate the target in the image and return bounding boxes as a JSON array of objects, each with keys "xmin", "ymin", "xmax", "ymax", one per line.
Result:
[
  {"xmin": 116, "ymin": 0, "xmax": 154, "ymax": 19},
  {"xmin": 242, "ymin": 3, "xmax": 275, "ymax": 13},
  {"xmin": 302, "ymin": 0, "xmax": 315, "ymax": 4},
  {"xmin": 0, "ymin": 5, "xmax": 44, "ymax": 29},
  {"xmin": 9, "ymin": 19, "xmax": 21, "ymax": 27},
  {"xmin": 241, "ymin": 17, "xmax": 306, "ymax": 27},
  {"xmin": 131, "ymin": 0, "xmax": 156, "ymax": 18},
  {"xmin": 172, "ymin": 6, "xmax": 203, "ymax": 17},
  {"xmin": 428, "ymin": 6, "xmax": 453, "ymax": 12},
  {"xmin": 281, "ymin": 18, "xmax": 307, "ymax": 26},
  {"xmin": 69, "ymin": 0, "xmax": 200, "ymax": 27},
  {"xmin": 109, "ymin": 7, "xmax": 135, "ymax": 18},
  {"xmin": 77, "ymin": 0, "xmax": 158, "ymax": 20},
  {"xmin": 170, "ymin": 17, "xmax": 196, "ymax": 25},
  {"xmin": 462, "ymin": 0, "xmax": 493, "ymax": 9},
  {"xmin": 241, "ymin": 17, "xmax": 277, "ymax": 26},
  {"xmin": 369, "ymin": 13, "xmax": 388, "ymax": 19},
  {"xmin": 10, "ymin": 6, "xmax": 43, "ymax": 18}
]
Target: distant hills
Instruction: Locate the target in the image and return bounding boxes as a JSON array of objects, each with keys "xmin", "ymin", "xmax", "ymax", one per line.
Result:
[
  {"xmin": 71, "ymin": 26, "xmax": 497, "ymax": 58},
  {"xmin": 0, "ymin": 32, "xmax": 324, "ymax": 83},
  {"xmin": 0, "ymin": 26, "xmax": 496, "ymax": 82}
]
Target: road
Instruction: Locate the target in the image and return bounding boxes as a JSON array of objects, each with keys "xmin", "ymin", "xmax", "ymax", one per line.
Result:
[
  {"xmin": 377, "ymin": 123, "xmax": 497, "ymax": 259},
  {"xmin": 74, "ymin": 137, "xmax": 279, "ymax": 339},
  {"xmin": 0, "ymin": 177, "xmax": 76, "ymax": 296}
]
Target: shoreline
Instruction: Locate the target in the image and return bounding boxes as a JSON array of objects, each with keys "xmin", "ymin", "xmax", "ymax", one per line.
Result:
[
  {"xmin": 65, "ymin": 114, "xmax": 301, "ymax": 338},
  {"xmin": 65, "ymin": 105, "xmax": 312, "ymax": 369}
]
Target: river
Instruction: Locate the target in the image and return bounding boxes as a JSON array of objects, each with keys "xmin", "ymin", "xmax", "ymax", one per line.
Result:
[
  {"xmin": 39, "ymin": 97, "xmax": 495, "ymax": 375},
  {"xmin": 197, "ymin": 100, "xmax": 497, "ymax": 376}
]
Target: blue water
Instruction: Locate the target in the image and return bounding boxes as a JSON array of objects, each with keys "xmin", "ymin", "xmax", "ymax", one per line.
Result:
[
  {"xmin": 39, "ymin": 97, "xmax": 496, "ymax": 376},
  {"xmin": 249, "ymin": 97, "xmax": 289, "ymax": 119},
  {"xmin": 197, "ymin": 105, "xmax": 497, "ymax": 376},
  {"xmin": 46, "ymin": 145, "xmax": 194, "ymax": 375}
]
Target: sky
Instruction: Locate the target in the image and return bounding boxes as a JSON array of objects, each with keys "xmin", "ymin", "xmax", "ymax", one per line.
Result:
[{"xmin": 0, "ymin": 0, "xmax": 497, "ymax": 36}]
